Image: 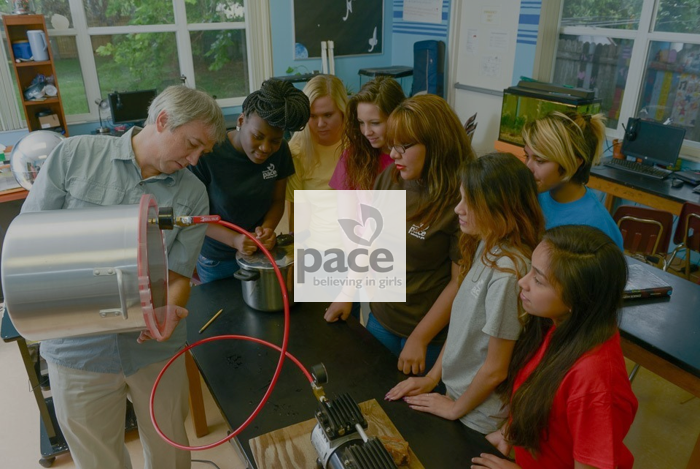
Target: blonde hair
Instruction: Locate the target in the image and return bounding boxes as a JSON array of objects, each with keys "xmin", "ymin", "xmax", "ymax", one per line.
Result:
[
  {"xmin": 386, "ymin": 94, "xmax": 476, "ymax": 227},
  {"xmin": 289, "ymin": 75, "xmax": 348, "ymax": 180},
  {"xmin": 522, "ymin": 111, "xmax": 606, "ymax": 184}
]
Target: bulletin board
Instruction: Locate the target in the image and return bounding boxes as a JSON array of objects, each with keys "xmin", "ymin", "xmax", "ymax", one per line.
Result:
[
  {"xmin": 293, "ymin": 0, "xmax": 384, "ymax": 59},
  {"xmin": 452, "ymin": 1, "xmax": 521, "ymax": 92}
]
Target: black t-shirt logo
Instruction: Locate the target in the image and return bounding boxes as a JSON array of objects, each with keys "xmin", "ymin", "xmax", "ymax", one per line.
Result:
[{"xmin": 262, "ymin": 163, "xmax": 277, "ymax": 180}]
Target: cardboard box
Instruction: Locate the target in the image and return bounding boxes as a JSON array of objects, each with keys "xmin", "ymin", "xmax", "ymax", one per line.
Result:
[{"xmin": 38, "ymin": 114, "xmax": 60, "ymax": 129}]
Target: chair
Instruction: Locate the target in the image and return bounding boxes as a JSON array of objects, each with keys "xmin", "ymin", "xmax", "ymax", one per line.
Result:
[
  {"xmin": 613, "ymin": 205, "xmax": 674, "ymax": 269},
  {"xmin": 614, "ymin": 206, "xmax": 675, "ymax": 382},
  {"xmin": 665, "ymin": 201, "xmax": 700, "ymax": 281},
  {"xmin": 358, "ymin": 66, "xmax": 413, "ymax": 94},
  {"xmin": 411, "ymin": 40, "xmax": 445, "ymax": 97}
]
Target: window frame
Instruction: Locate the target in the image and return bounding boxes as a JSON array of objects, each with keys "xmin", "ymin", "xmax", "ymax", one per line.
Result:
[
  {"xmin": 0, "ymin": 0, "xmax": 271, "ymax": 131},
  {"xmin": 537, "ymin": 0, "xmax": 700, "ymax": 162}
]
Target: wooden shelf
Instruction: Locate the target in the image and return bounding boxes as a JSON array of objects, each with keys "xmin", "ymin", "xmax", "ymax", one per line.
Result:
[
  {"xmin": 24, "ymin": 98, "xmax": 60, "ymax": 106},
  {"xmin": 15, "ymin": 60, "xmax": 51, "ymax": 67},
  {"xmin": 0, "ymin": 188, "xmax": 28, "ymax": 204},
  {"xmin": 3, "ymin": 14, "xmax": 69, "ymax": 137},
  {"xmin": 1, "ymin": 15, "xmax": 43, "ymax": 26}
]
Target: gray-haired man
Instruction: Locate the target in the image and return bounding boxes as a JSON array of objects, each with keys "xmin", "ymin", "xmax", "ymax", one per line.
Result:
[{"xmin": 22, "ymin": 86, "xmax": 226, "ymax": 469}]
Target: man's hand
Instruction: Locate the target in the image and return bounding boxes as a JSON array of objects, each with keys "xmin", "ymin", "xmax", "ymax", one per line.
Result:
[{"xmin": 137, "ymin": 304, "xmax": 188, "ymax": 343}]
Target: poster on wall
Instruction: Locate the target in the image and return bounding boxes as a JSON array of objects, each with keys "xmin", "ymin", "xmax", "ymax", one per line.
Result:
[
  {"xmin": 403, "ymin": 0, "xmax": 442, "ymax": 24},
  {"xmin": 293, "ymin": 0, "xmax": 384, "ymax": 59},
  {"xmin": 671, "ymin": 74, "xmax": 700, "ymax": 128}
]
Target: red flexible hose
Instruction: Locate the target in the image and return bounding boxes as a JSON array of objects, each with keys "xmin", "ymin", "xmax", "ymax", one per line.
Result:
[{"xmin": 149, "ymin": 220, "xmax": 311, "ymax": 451}]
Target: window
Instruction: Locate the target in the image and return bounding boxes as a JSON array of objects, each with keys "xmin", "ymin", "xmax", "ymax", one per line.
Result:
[
  {"xmin": 540, "ymin": 0, "xmax": 700, "ymax": 161},
  {"xmin": 0, "ymin": 0, "xmax": 270, "ymax": 131}
]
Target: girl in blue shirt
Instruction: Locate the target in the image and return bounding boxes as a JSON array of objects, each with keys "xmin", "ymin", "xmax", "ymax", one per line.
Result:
[{"xmin": 521, "ymin": 111, "xmax": 624, "ymax": 250}]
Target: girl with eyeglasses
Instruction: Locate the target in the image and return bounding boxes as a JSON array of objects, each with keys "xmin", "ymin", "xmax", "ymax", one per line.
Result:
[
  {"xmin": 341, "ymin": 94, "xmax": 475, "ymax": 375},
  {"xmin": 386, "ymin": 152, "xmax": 544, "ymax": 436}
]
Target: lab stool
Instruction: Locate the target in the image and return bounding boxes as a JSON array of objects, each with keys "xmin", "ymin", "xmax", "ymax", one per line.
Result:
[{"xmin": 358, "ymin": 66, "xmax": 413, "ymax": 95}]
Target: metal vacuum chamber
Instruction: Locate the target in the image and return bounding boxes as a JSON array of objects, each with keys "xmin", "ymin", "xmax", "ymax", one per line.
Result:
[{"xmin": 1, "ymin": 194, "xmax": 168, "ymax": 341}]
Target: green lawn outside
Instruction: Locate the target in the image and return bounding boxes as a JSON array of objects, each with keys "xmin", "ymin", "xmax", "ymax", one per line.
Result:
[
  {"xmin": 57, "ymin": 56, "xmax": 248, "ymax": 118},
  {"xmin": 54, "ymin": 58, "xmax": 88, "ymax": 115},
  {"xmin": 6, "ymin": 54, "xmax": 248, "ymax": 121},
  {"xmin": 194, "ymin": 58, "xmax": 249, "ymax": 99}
]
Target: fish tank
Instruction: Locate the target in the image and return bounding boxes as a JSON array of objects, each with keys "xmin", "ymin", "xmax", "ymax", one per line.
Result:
[{"xmin": 499, "ymin": 81, "xmax": 601, "ymax": 146}]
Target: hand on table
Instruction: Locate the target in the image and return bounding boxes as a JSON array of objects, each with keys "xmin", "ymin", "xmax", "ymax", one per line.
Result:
[
  {"xmin": 471, "ymin": 453, "xmax": 520, "ymax": 469},
  {"xmin": 324, "ymin": 302, "xmax": 352, "ymax": 322},
  {"xmin": 137, "ymin": 304, "xmax": 188, "ymax": 343},
  {"xmin": 403, "ymin": 393, "xmax": 459, "ymax": 420},
  {"xmin": 385, "ymin": 376, "xmax": 437, "ymax": 401}
]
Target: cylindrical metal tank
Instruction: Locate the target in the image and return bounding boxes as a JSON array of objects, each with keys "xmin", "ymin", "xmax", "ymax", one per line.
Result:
[{"xmin": 1, "ymin": 194, "xmax": 168, "ymax": 341}]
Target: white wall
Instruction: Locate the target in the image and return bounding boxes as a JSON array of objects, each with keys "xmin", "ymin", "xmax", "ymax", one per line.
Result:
[
  {"xmin": 454, "ymin": 90, "xmax": 504, "ymax": 155},
  {"xmin": 448, "ymin": 0, "xmax": 541, "ymax": 155}
]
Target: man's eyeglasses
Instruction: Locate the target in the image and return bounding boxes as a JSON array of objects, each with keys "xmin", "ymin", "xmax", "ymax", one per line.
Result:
[{"xmin": 390, "ymin": 143, "xmax": 417, "ymax": 155}]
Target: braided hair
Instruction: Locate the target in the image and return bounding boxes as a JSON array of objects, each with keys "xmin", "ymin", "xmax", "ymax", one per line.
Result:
[{"xmin": 242, "ymin": 79, "xmax": 310, "ymax": 132}]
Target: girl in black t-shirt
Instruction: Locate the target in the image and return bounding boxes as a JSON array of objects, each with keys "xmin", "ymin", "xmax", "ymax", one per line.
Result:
[{"xmin": 190, "ymin": 79, "xmax": 309, "ymax": 283}]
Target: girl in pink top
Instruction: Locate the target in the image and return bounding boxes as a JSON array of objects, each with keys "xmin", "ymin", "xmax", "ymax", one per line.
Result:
[{"xmin": 328, "ymin": 75, "xmax": 405, "ymax": 190}]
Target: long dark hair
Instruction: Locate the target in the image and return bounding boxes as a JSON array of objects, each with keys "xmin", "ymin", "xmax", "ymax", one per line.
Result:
[
  {"xmin": 498, "ymin": 225, "xmax": 627, "ymax": 454},
  {"xmin": 458, "ymin": 152, "xmax": 544, "ymax": 282},
  {"xmin": 386, "ymin": 94, "xmax": 475, "ymax": 227},
  {"xmin": 343, "ymin": 76, "xmax": 405, "ymax": 189}
]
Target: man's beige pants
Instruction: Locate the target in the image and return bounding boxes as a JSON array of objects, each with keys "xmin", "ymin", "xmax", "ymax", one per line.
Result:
[{"xmin": 46, "ymin": 357, "xmax": 190, "ymax": 469}]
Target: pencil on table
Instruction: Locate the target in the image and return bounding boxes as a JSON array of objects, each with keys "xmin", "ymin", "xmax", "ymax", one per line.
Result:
[{"xmin": 198, "ymin": 308, "xmax": 224, "ymax": 334}]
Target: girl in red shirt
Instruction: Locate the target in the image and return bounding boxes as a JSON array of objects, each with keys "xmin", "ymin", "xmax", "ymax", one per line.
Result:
[{"xmin": 472, "ymin": 225, "xmax": 638, "ymax": 469}]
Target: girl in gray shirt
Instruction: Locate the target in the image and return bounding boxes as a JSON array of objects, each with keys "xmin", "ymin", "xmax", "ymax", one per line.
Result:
[{"xmin": 386, "ymin": 152, "xmax": 544, "ymax": 434}]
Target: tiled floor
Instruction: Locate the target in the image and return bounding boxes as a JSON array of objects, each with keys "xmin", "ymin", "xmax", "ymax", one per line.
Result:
[
  {"xmin": 0, "ymin": 325, "xmax": 247, "ymax": 469},
  {"xmin": 2, "ymin": 308, "xmax": 698, "ymax": 469},
  {"xmin": 624, "ymin": 362, "xmax": 700, "ymax": 467}
]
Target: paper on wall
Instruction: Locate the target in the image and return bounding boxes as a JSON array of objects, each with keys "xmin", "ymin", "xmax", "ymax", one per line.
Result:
[
  {"xmin": 403, "ymin": 0, "xmax": 443, "ymax": 24},
  {"xmin": 482, "ymin": 6, "xmax": 501, "ymax": 25},
  {"xmin": 480, "ymin": 55, "xmax": 501, "ymax": 77},
  {"xmin": 465, "ymin": 28, "xmax": 478, "ymax": 55},
  {"xmin": 488, "ymin": 31, "xmax": 509, "ymax": 52}
]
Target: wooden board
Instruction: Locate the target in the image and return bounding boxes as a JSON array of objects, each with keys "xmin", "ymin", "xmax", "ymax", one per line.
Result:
[{"xmin": 249, "ymin": 399, "xmax": 424, "ymax": 468}]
